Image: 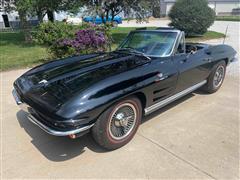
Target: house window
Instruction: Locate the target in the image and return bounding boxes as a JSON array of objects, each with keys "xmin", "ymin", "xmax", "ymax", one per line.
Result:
[{"xmin": 2, "ymin": 15, "xmax": 10, "ymax": 27}]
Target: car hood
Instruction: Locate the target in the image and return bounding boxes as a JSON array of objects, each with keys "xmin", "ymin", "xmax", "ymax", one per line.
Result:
[{"xmin": 14, "ymin": 52, "xmax": 150, "ymax": 112}]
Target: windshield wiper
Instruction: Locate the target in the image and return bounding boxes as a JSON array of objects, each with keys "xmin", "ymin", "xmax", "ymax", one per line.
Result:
[
  {"xmin": 118, "ymin": 47, "xmax": 136, "ymax": 51},
  {"xmin": 116, "ymin": 47, "xmax": 151, "ymax": 60}
]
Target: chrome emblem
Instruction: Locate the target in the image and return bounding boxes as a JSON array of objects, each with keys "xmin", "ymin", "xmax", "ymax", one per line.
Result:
[{"xmin": 38, "ymin": 79, "xmax": 48, "ymax": 84}]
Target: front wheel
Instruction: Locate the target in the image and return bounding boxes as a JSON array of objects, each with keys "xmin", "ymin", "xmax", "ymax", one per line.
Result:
[
  {"xmin": 92, "ymin": 97, "xmax": 142, "ymax": 150},
  {"xmin": 203, "ymin": 61, "xmax": 226, "ymax": 93}
]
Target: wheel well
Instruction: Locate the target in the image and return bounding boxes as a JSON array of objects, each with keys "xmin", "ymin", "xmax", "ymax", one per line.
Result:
[
  {"xmin": 221, "ymin": 58, "xmax": 228, "ymax": 65},
  {"xmin": 132, "ymin": 92, "xmax": 147, "ymax": 110},
  {"xmin": 96, "ymin": 92, "xmax": 147, "ymax": 122},
  {"xmin": 224, "ymin": 59, "xmax": 229, "ymax": 65}
]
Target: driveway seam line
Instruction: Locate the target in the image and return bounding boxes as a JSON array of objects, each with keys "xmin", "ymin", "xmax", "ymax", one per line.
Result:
[{"xmin": 137, "ymin": 133, "xmax": 217, "ymax": 180}]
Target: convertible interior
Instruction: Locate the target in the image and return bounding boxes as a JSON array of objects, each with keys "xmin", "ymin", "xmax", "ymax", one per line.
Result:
[
  {"xmin": 136, "ymin": 42, "xmax": 206, "ymax": 56},
  {"xmin": 186, "ymin": 44, "xmax": 205, "ymax": 54}
]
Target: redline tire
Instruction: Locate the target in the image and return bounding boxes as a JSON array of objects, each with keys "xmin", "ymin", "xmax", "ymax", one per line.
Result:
[
  {"xmin": 203, "ymin": 60, "xmax": 226, "ymax": 93},
  {"xmin": 92, "ymin": 96, "xmax": 142, "ymax": 150}
]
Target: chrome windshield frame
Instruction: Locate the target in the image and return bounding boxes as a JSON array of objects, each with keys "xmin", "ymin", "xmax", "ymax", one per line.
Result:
[{"xmin": 117, "ymin": 30, "xmax": 182, "ymax": 58}]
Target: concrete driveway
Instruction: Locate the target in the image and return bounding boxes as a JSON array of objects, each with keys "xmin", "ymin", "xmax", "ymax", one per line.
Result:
[{"xmin": 1, "ymin": 21, "xmax": 239, "ymax": 179}]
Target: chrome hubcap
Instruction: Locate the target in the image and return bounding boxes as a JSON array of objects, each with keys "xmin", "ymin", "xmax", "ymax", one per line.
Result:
[
  {"xmin": 108, "ymin": 103, "xmax": 137, "ymax": 140},
  {"xmin": 213, "ymin": 66, "xmax": 225, "ymax": 88}
]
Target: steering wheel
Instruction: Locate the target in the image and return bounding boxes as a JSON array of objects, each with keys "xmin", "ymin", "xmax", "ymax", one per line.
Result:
[{"xmin": 189, "ymin": 45, "xmax": 198, "ymax": 54}]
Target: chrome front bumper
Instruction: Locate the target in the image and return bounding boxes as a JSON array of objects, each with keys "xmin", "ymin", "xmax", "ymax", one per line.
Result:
[
  {"xmin": 12, "ymin": 89, "xmax": 94, "ymax": 136},
  {"xmin": 12, "ymin": 89, "xmax": 29, "ymax": 112},
  {"xmin": 27, "ymin": 114, "xmax": 94, "ymax": 136}
]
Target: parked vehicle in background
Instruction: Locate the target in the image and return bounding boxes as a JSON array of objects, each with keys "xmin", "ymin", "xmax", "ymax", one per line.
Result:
[
  {"xmin": 66, "ymin": 17, "xmax": 82, "ymax": 25},
  {"xmin": 83, "ymin": 16, "xmax": 122, "ymax": 25}
]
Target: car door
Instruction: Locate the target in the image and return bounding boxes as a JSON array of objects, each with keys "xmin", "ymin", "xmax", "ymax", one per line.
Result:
[
  {"xmin": 143, "ymin": 56, "xmax": 178, "ymax": 114},
  {"xmin": 148, "ymin": 56, "xmax": 178, "ymax": 105},
  {"xmin": 174, "ymin": 33, "xmax": 210, "ymax": 92}
]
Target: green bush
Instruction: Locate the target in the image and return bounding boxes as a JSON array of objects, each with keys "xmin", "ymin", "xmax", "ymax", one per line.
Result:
[
  {"xmin": 169, "ymin": 0, "xmax": 215, "ymax": 35},
  {"xmin": 33, "ymin": 22, "xmax": 75, "ymax": 46},
  {"xmin": 33, "ymin": 22, "xmax": 111, "ymax": 58},
  {"xmin": 32, "ymin": 22, "xmax": 75, "ymax": 58}
]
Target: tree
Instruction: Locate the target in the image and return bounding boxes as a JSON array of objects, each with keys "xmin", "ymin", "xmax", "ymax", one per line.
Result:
[
  {"xmin": 169, "ymin": 0, "xmax": 215, "ymax": 35},
  {"xmin": 84, "ymin": 0, "xmax": 152, "ymax": 24},
  {"xmin": 31, "ymin": 0, "xmax": 70, "ymax": 22},
  {"xmin": 151, "ymin": 0, "xmax": 161, "ymax": 18},
  {"xmin": 3, "ymin": 0, "xmax": 32, "ymax": 41},
  {"xmin": 123, "ymin": 0, "xmax": 152, "ymax": 22}
]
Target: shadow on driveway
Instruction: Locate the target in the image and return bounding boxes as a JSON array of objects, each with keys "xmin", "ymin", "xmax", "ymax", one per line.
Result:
[
  {"xmin": 16, "ymin": 92, "xmax": 196, "ymax": 162},
  {"xmin": 16, "ymin": 110, "xmax": 107, "ymax": 162}
]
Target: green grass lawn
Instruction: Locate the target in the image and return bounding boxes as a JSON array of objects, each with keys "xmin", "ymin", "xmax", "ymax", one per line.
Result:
[
  {"xmin": 215, "ymin": 16, "xmax": 240, "ymax": 22},
  {"xmin": 0, "ymin": 28, "xmax": 225, "ymax": 71},
  {"xmin": 0, "ymin": 32, "xmax": 47, "ymax": 71}
]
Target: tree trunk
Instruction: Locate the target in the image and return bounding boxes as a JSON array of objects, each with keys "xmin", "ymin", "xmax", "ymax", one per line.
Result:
[
  {"xmin": 152, "ymin": 6, "xmax": 161, "ymax": 18},
  {"xmin": 18, "ymin": 11, "xmax": 32, "ymax": 42},
  {"xmin": 37, "ymin": 11, "xmax": 44, "ymax": 23},
  {"xmin": 106, "ymin": 10, "xmax": 109, "ymax": 23},
  {"xmin": 152, "ymin": 0, "xmax": 161, "ymax": 18},
  {"xmin": 101, "ymin": 14, "xmax": 105, "ymax": 24},
  {"xmin": 47, "ymin": 10, "xmax": 54, "ymax": 22},
  {"xmin": 111, "ymin": 11, "xmax": 115, "ymax": 22}
]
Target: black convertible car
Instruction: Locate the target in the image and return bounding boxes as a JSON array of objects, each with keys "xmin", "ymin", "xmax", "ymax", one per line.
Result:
[{"xmin": 13, "ymin": 27, "xmax": 237, "ymax": 150}]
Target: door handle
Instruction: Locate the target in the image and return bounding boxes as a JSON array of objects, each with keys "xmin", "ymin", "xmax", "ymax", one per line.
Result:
[{"xmin": 155, "ymin": 73, "xmax": 168, "ymax": 82}]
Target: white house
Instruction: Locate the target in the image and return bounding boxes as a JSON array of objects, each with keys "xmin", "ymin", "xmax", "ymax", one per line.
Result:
[
  {"xmin": 0, "ymin": 10, "xmax": 39, "ymax": 29},
  {"xmin": 1, "ymin": 0, "xmax": 239, "ymax": 29},
  {"xmin": 160, "ymin": 0, "xmax": 240, "ymax": 16},
  {"xmin": 0, "ymin": 9, "xmax": 84, "ymax": 29}
]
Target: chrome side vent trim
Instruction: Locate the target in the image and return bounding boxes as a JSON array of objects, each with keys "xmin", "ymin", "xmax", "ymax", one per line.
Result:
[{"xmin": 144, "ymin": 80, "xmax": 207, "ymax": 115}]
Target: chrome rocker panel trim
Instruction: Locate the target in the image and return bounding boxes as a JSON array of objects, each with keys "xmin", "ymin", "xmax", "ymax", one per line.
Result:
[
  {"xmin": 28, "ymin": 115, "xmax": 94, "ymax": 136},
  {"xmin": 144, "ymin": 80, "xmax": 207, "ymax": 115}
]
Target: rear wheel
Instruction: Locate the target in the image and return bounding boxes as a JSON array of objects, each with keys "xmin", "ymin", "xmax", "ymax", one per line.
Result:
[
  {"xmin": 92, "ymin": 97, "xmax": 142, "ymax": 150},
  {"xmin": 203, "ymin": 61, "xmax": 226, "ymax": 93}
]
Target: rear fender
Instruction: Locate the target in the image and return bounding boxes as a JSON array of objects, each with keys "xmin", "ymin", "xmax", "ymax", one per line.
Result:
[{"xmin": 206, "ymin": 44, "xmax": 237, "ymax": 65}]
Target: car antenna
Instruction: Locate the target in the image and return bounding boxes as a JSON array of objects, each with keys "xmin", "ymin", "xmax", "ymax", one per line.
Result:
[{"xmin": 223, "ymin": 24, "xmax": 229, "ymax": 44}]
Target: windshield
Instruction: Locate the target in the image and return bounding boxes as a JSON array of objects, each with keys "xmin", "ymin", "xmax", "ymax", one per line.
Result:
[{"xmin": 118, "ymin": 31, "xmax": 178, "ymax": 57}]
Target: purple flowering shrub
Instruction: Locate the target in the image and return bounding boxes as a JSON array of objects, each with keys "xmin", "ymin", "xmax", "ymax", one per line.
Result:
[
  {"xmin": 33, "ymin": 22, "xmax": 111, "ymax": 58},
  {"xmin": 57, "ymin": 29, "xmax": 107, "ymax": 57}
]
